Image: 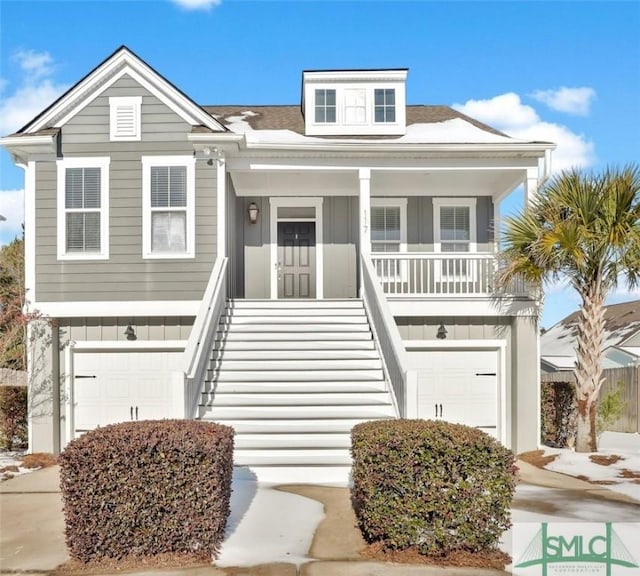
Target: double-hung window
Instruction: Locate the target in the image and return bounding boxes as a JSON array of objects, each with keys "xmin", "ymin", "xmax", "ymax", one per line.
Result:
[
  {"xmin": 344, "ymin": 89, "xmax": 366, "ymax": 124},
  {"xmin": 374, "ymin": 88, "xmax": 396, "ymax": 123},
  {"xmin": 433, "ymin": 198, "xmax": 477, "ymax": 279},
  {"xmin": 371, "ymin": 198, "xmax": 407, "ymax": 280},
  {"xmin": 142, "ymin": 156, "xmax": 195, "ymax": 258},
  {"xmin": 57, "ymin": 157, "xmax": 110, "ymax": 260},
  {"xmin": 315, "ymin": 89, "xmax": 336, "ymax": 123}
]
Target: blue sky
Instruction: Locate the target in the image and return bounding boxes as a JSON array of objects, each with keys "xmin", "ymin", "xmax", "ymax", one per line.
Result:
[{"xmin": 0, "ymin": 0, "xmax": 638, "ymax": 326}]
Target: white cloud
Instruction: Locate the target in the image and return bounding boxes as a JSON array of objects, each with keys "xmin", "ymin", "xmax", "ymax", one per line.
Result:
[
  {"xmin": 171, "ymin": 0, "xmax": 221, "ymax": 9},
  {"xmin": 13, "ymin": 49, "xmax": 55, "ymax": 80},
  {"xmin": 531, "ymin": 87, "xmax": 596, "ymax": 116},
  {"xmin": 0, "ymin": 49, "xmax": 68, "ymax": 135},
  {"xmin": 0, "ymin": 189, "xmax": 24, "ymax": 245},
  {"xmin": 453, "ymin": 93, "xmax": 595, "ymax": 172}
]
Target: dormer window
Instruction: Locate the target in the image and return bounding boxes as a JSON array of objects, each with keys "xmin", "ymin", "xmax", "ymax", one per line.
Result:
[
  {"xmin": 303, "ymin": 69, "xmax": 407, "ymax": 136},
  {"xmin": 315, "ymin": 89, "xmax": 336, "ymax": 123},
  {"xmin": 374, "ymin": 89, "xmax": 395, "ymax": 123}
]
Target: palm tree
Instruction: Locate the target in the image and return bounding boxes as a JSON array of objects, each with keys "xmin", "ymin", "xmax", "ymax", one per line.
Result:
[{"xmin": 499, "ymin": 165, "xmax": 640, "ymax": 452}]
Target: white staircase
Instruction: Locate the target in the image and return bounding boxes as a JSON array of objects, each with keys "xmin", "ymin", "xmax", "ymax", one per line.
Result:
[{"xmin": 198, "ymin": 299, "xmax": 397, "ymax": 483}]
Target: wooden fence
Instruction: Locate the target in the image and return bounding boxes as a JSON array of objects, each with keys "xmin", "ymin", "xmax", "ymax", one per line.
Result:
[{"xmin": 541, "ymin": 366, "xmax": 640, "ymax": 433}]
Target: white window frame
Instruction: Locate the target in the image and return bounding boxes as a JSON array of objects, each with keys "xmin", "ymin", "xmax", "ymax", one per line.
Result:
[
  {"xmin": 371, "ymin": 198, "xmax": 408, "ymax": 282},
  {"xmin": 56, "ymin": 157, "xmax": 110, "ymax": 261},
  {"xmin": 433, "ymin": 198, "xmax": 477, "ymax": 282},
  {"xmin": 371, "ymin": 198, "xmax": 407, "ymax": 252},
  {"xmin": 314, "ymin": 88, "xmax": 337, "ymax": 124},
  {"xmin": 344, "ymin": 88, "xmax": 367, "ymax": 125},
  {"xmin": 142, "ymin": 155, "xmax": 196, "ymax": 259},
  {"xmin": 432, "ymin": 198, "xmax": 477, "ymax": 253},
  {"xmin": 374, "ymin": 88, "xmax": 396, "ymax": 124},
  {"xmin": 109, "ymin": 96, "xmax": 142, "ymax": 141}
]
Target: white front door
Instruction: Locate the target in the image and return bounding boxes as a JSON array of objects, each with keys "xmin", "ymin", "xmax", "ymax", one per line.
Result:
[
  {"xmin": 73, "ymin": 351, "xmax": 182, "ymax": 436},
  {"xmin": 407, "ymin": 350, "xmax": 498, "ymax": 437}
]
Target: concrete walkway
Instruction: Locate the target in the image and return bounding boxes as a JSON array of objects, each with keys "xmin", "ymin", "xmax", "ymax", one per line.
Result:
[{"xmin": 1, "ymin": 461, "xmax": 638, "ymax": 575}]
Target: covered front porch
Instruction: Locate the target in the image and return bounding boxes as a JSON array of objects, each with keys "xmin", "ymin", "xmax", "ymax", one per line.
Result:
[{"xmin": 221, "ymin": 155, "xmax": 543, "ymax": 303}]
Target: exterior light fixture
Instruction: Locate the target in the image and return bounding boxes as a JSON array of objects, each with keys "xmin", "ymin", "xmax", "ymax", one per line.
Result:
[
  {"xmin": 248, "ymin": 202, "xmax": 259, "ymax": 224},
  {"xmin": 124, "ymin": 324, "xmax": 137, "ymax": 341},
  {"xmin": 436, "ymin": 323, "xmax": 448, "ymax": 340}
]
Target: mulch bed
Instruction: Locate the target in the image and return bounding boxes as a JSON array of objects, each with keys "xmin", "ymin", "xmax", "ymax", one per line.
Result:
[
  {"xmin": 518, "ymin": 449, "xmax": 558, "ymax": 468},
  {"xmin": 51, "ymin": 552, "xmax": 210, "ymax": 575},
  {"xmin": 589, "ymin": 454, "xmax": 623, "ymax": 466},
  {"xmin": 361, "ymin": 542, "xmax": 511, "ymax": 569}
]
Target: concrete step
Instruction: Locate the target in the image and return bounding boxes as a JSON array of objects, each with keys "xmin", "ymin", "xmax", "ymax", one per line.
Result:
[
  {"xmin": 213, "ymin": 349, "xmax": 380, "ymax": 361},
  {"xmin": 202, "ymin": 381, "xmax": 388, "ymax": 394},
  {"xmin": 220, "ymin": 323, "xmax": 371, "ymax": 333},
  {"xmin": 204, "ymin": 392, "xmax": 392, "ymax": 407},
  {"xmin": 213, "ymin": 339, "xmax": 376, "ymax": 351},
  {"xmin": 199, "ymin": 418, "xmax": 386, "ymax": 434},
  {"xmin": 211, "ymin": 358, "xmax": 383, "ymax": 371},
  {"xmin": 202, "ymin": 405, "xmax": 396, "ymax": 419},
  {"xmin": 234, "ymin": 433, "xmax": 352, "ymax": 449},
  {"xmin": 233, "ymin": 448, "xmax": 352, "ymax": 467},
  {"xmin": 212, "ymin": 369, "xmax": 384, "ymax": 382},
  {"xmin": 218, "ymin": 331, "xmax": 373, "ymax": 341}
]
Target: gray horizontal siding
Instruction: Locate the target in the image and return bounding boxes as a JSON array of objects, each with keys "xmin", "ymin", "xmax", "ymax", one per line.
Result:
[
  {"xmin": 396, "ymin": 316, "xmax": 510, "ymax": 341},
  {"xmin": 36, "ymin": 74, "xmax": 217, "ymax": 303}
]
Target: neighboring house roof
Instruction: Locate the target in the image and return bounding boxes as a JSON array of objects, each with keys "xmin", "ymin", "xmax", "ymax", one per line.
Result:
[{"xmin": 541, "ymin": 300, "xmax": 640, "ymax": 370}]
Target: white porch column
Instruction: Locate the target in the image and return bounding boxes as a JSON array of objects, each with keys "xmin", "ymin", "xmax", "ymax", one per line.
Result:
[
  {"xmin": 524, "ymin": 167, "xmax": 539, "ymax": 206},
  {"xmin": 216, "ymin": 150, "xmax": 226, "ymax": 258},
  {"xmin": 359, "ymin": 168, "xmax": 371, "ymax": 258}
]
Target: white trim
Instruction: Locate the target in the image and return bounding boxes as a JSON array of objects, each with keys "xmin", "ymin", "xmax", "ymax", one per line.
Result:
[
  {"xmin": 269, "ymin": 197, "xmax": 324, "ymax": 299},
  {"xmin": 359, "ymin": 168, "xmax": 371, "ymax": 259},
  {"xmin": 109, "ymin": 96, "xmax": 141, "ymax": 141},
  {"xmin": 33, "ymin": 300, "xmax": 200, "ymax": 317},
  {"xmin": 141, "ymin": 155, "xmax": 196, "ymax": 259},
  {"xmin": 403, "ymin": 339, "xmax": 508, "ymax": 447},
  {"xmin": 64, "ymin": 341, "xmax": 75, "ymax": 447},
  {"xmin": 216, "ymin": 153, "xmax": 226, "ymax": 257},
  {"xmin": 73, "ymin": 340, "xmax": 186, "ymax": 351},
  {"xmin": 432, "ymin": 197, "xmax": 477, "ymax": 253},
  {"xmin": 388, "ymin": 298, "xmax": 539, "ymax": 318},
  {"xmin": 56, "ymin": 157, "xmax": 110, "ymax": 261},
  {"xmin": 27, "ymin": 49, "xmax": 224, "ymax": 133}
]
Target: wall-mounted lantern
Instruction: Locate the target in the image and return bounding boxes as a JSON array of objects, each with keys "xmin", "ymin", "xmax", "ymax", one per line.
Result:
[
  {"xmin": 248, "ymin": 202, "xmax": 260, "ymax": 224},
  {"xmin": 436, "ymin": 323, "xmax": 448, "ymax": 340}
]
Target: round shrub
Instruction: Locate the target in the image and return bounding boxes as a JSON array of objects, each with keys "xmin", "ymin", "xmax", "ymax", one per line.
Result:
[
  {"xmin": 59, "ymin": 420, "xmax": 234, "ymax": 562},
  {"xmin": 351, "ymin": 419, "xmax": 516, "ymax": 556}
]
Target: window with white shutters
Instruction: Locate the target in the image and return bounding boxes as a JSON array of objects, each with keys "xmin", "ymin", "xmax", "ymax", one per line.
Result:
[
  {"xmin": 109, "ymin": 96, "xmax": 141, "ymax": 141},
  {"xmin": 57, "ymin": 157, "xmax": 110, "ymax": 260},
  {"xmin": 142, "ymin": 156, "xmax": 195, "ymax": 258}
]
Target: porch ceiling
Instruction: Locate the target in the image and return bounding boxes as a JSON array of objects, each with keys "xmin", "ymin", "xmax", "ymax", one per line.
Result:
[{"xmin": 229, "ymin": 168, "xmax": 525, "ymax": 198}]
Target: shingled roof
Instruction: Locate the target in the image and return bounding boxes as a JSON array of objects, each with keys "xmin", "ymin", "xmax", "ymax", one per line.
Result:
[{"xmin": 202, "ymin": 104, "xmax": 509, "ymax": 138}]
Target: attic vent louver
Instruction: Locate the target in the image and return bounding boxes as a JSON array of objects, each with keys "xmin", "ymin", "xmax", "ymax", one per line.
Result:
[{"xmin": 109, "ymin": 96, "xmax": 142, "ymax": 141}]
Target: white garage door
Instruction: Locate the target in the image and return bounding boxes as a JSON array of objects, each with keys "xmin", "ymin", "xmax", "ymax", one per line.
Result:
[
  {"xmin": 73, "ymin": 351, "xmax": 183, "ymax": 436},
  {"xmin": 407, "ymin": 350, "xmax": 498, "ymax": 437}
]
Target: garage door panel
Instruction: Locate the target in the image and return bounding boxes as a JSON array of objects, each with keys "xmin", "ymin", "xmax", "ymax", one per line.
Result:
[
  {"xmin": 408, "ymin": 349, "xmax": 498, "ymax": 438},
  {"xmin": 72, "ymin": 350, "xmax": 182, "ymax": 437}
]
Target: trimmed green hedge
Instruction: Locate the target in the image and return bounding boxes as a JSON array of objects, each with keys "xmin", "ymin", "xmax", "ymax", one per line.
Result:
[
  {"xmin": 60, "ymin": 420, "xmax": 234, "ymax": 562},
  {"xmin": 0, "ymin": 386, "xmax": 28, "ymax": 450},
  {"xmin": 351, "ymin": 419, "xmax": 516, "ymax": 556}
]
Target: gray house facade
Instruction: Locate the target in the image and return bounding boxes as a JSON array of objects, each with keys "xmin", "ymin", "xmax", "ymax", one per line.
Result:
[{"xmin": 2, "ymin": 47, "xmax": 552, "ymax": 482}]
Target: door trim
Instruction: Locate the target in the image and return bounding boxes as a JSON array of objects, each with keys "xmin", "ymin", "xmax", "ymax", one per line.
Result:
[
  {"xmin": 404, "ymin": 340, "xmax": 507, "ymax": 447},
  {"xmin": 269, "ymin": 197, "xmax": 324, "ymax": 299}
]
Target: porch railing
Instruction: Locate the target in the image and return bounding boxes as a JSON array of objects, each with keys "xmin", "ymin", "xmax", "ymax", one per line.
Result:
[
  {"xmin": 182, "ymin": 256, "xmax": 229, "ymax": 419},
  {"xmin": 361, "ymin": 254, "xmax": 417, "ymax": 418},
  {"xmin": 370, "ymin": 252, "xmax": 528, "ymax": 297}
]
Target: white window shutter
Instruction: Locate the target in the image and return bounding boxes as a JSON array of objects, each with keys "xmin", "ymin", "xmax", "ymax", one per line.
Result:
[{"xmin": 109, "ymin": 96, "xmax": 142, "ymax": 141}]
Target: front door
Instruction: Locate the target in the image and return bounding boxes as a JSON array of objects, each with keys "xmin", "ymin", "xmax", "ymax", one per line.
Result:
[{"xmin": 277, "ymin": 221, "xmax": 316, "ymax": 298}]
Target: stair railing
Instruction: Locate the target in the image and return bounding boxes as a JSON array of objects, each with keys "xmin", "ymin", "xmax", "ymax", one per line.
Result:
[
  {"xmin": 361, "ymin": 254, "xmax": 417, "ymax": 418},
  {"xmin": 182, "ymin": 256, "xmax": 229, "ymax": 419}
]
